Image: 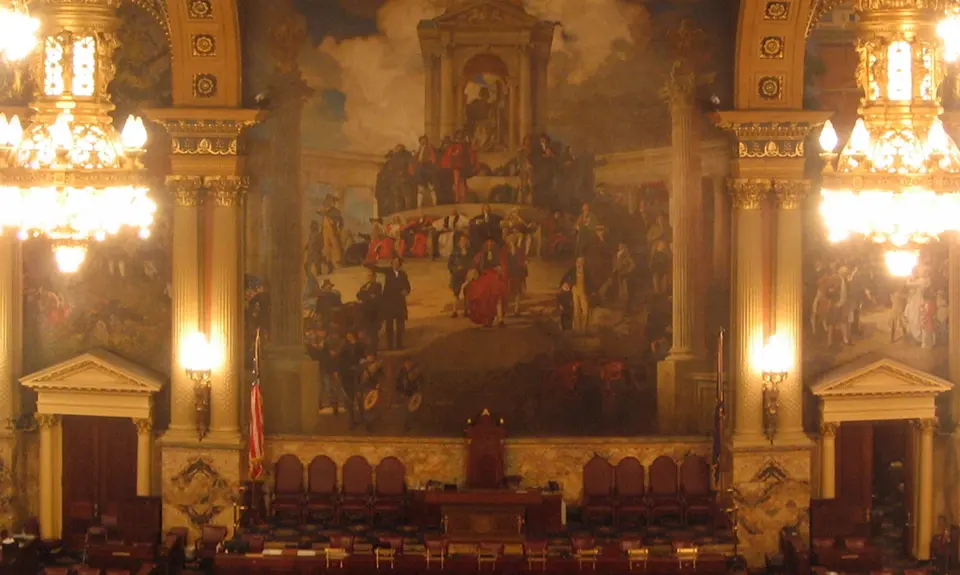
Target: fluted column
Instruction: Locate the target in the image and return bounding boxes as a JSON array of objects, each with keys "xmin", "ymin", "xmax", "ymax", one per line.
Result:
[
  {"xmin": 519, "ymin": 45, "xmax": 532, "ymax": 143},
  {"xmin": 712, "ymin": 175, "xmax": 730, "ymax": 285},
  {"xmin": 663, "ymin": 70, "xmax": 703, "ymax": 360},
  {"xmin": 207, "ymin": 176, "xmax": 245, "ymax": 444},
  {"xmin": 165, "ymin": 176, "xmax": 203, "ymax": 442},
  {"xmin": 949, "ymin": 237, "xmax": 960, "ymax": 422},
  {"xmin": 820, "ymin": 422, "xmax": 837, "ymax": 498},
  {"xmin": 440, "ymin": 46, "xmax": 454, "ymax": 139},
  {"xmin": 918, "ymin": 418, "xmax": 936, "ymax": 561},
  {"xmin": 774, "ymin": 182, "xmax": 809, "ymax": 442},
  {"xmin": 424, "ymin": 53, "xmax": 438, "ymax": 142},
  {"xmin": 134, "ymin": 418, "xmax": 153, "ymax": 496},
  {"xmin": 37, "ymin": 414, "xmax": 59, "ymax": 539},
  {"xmin": 730, "ymin": 179, "xmax": 767, "ymax": 443},
  {"xmin": 0, "ymin": 236, "xmax": 18, "ymax": 431}
]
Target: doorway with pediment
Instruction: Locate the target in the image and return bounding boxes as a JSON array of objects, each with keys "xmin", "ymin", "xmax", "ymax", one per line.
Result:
[
  {"xmin": 20, "ymin": 350, "xmax": 163, "ymax": 543},
  {"xmin": 812, "ymin": 357, "xmax": 952, "ymax": 561}
]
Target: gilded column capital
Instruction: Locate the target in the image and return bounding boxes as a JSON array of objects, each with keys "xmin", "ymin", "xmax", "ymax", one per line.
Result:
[
  {"xmin": 727, "ymin": 178, "xmax": 770, "ymax": 210},
  {"xmin": 167, "ymin": 175, "xmax": 204, "ymax": 207},
  {"xmin": 133, "ymin": 418, "xmax": 153, "ymax": 435},
  {"xmin": 772, "ymin": 180, "xmax": 811, "ymax": 210},
  {"xmin": 916, "ymin": 418, "xmax": 939, "ymax": 433},
  {"xmin": 820, "ymin": 421, "xmax": 839, "ymax": 438},
  {"xmin": 35, "ymin": 414, "xmax": 60, "ymax": 429},
  {"xmin": 205, "ymin": 176, "xmax": 249, "ymax": 207}
]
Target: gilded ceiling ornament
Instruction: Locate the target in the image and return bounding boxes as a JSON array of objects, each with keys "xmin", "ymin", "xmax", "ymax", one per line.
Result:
[
  {"xmin": 728, "ymin": 178, "xmax": 770, "ymax": 210},
  {"xmin": 191, "ymin": 34, "xmax": 216, "ymax": 57},
  {"xmin": 758, "ymin": 76, "xmax": 784, "ymax": 101},
  {"xmin": 764, "ymin": 1, "xmax": 790, "ymax": 20},
  {"xmin": 187, "ymin": 0, "xmax": 213, "ymax": 19},
  {"xmin": 192, "ymin": 73, "xmax": 218, "ymax": 98},
  {"xmin": 760, "ymin": 36, "xmax": 785, "ymax": 59}
]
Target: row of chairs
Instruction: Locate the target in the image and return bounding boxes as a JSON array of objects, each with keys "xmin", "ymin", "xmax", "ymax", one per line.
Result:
[
  {"xmin": 272, "ymin": 454, "xmax": 407, "ymax": 524},
  {"xmin": 42, "ymin": 567, "xmax": 155, "ymax": 575},
  {"xmin": 581, "ymin": 454, "xmax": 718, "ymax": 526}
]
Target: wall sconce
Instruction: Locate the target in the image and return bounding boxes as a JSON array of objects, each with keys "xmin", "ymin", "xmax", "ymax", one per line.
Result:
[
  {"xmin": 759, "ymin": 334, "xmax": 790, "ymax": 443},
  {"xmin": 182, "ymin": 332, "xmax": 214, "ymax": 441}
]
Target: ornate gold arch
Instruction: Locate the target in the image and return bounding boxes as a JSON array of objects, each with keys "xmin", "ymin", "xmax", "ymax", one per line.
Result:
[
  {"xmin": 734, "ymin": 0, "xmax": 821, "ymax": 109},
  {"xmin": 158, "ymin": 0, "xmax": 242, "ymax": 107}
]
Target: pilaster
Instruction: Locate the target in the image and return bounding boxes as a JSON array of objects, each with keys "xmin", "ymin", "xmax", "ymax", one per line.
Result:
[
  {"xmin": 145, "ymin": 107, "xmax": 259, "ymax": 541},
  {"xmin": 0, "ymin": 233, "xmax": 20, "ymax": 530},
  {"xmin": 714, "ymin": 110, "xmax": 828, "ymax": 567},
  {"xmin": 134, "ymin": 418, "xmax": 154, "ymax": 496},
  {"xmin": 519, "ymin": 45, "xmax": 532, "ymax": 143}
]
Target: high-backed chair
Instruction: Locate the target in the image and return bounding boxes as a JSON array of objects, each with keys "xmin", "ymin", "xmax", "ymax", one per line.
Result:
[
  {"xmin": 648, "ymin": 456, "xmax": 681, "ymax": 525},
  {"xmin": 614, "ymin": 457, "xmax": 647, "ymax": 527},
  {"xmin": 305, "ymin": 455, "xmax": 338, "ymax": 523},
  {"xmin": 581, "ymin": 455, "xmax": 615, "ymax": 524},
  {"xmin": 340, "ymin": 455, "xmax": 373, "ymax": 523},
  {"xmin": 272, "ymin": 454, "xmax": 305, "ymax": 523},
  {"xmin": 373, "ymin": 456, "xmax": 407, "ymax": 524},
  {"xmin": 195, "ymin": 524, "xmax": 228, "ymax": 561},
  {"xmin": 680, "ymin": 454, "xmax": 713, "ymax": 524}
]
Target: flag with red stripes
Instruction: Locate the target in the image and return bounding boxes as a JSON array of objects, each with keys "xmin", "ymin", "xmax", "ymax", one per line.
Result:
[{"xmin": 248, "ymin": 329, "xmax": 265, "ymax": 480}]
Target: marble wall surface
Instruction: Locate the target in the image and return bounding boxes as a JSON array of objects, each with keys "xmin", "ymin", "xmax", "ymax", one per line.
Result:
[
  {"xmin": 161, "ymin": 446, "xmax": 242, "ymax": 538},
  {"xmin": 265, "ymin": 435, "xmax": 711, "ymax": 503},
  {"xmin": 730, "ymin": 446, "xmax": 814, "ymax": 567}
]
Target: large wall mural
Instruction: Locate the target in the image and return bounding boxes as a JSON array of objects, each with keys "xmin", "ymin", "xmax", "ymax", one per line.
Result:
[
  {"xmin": 21, "ymin": 3, "xmax": 173, "ymax": 412},
  {"xmin": 241, "ymin": 0, "xmax": 735, "ymax": 437}
]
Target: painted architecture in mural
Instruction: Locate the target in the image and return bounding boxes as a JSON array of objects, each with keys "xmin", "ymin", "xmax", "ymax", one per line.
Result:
[{"xmin": 240, "ymin": 0, "xmax": 735, "ymax": 437}]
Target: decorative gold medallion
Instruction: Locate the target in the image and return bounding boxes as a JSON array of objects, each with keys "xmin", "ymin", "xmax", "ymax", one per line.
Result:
[
  {"xmin": 758, "ymin": 76, "xmax": 784, "ymax": 100},
  {"xmin": 187, "ymin": 0, "xmax": 213, "ymax": 19},
  {"xmin": 193, "ymin": 73, "xmax": 218, "ymax": 98},
  {"xmin": 760, "ymin": 36, "xmax": 785, "ymax": 59},
  {"xmin": 191, "ymin": 34, "xmax": 216, "ymax": 57},
  {"xmin": 764, "ymin": 1, "xmax": 790, "ymax": 20}
]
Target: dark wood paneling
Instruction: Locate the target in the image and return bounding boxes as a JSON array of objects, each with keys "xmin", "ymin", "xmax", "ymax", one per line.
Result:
[{"xmin": 837, "ymin": 421, "xmax": 873, "ymax": 510}]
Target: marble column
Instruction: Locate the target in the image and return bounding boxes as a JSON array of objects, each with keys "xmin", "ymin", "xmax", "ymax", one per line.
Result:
[
  {"xmin": 712, "ymin": 175, "xmax": 730, "ymax": 286},
  {"xmin": 165, "ymin": 176, "xmax": 203, "ymax": 443},
  {"xmin": 773, "ymin": 182, "xmax": 809, "ymax": 442},
  {"xmin": 519, "ymin": 46, "xmax": 532, "ymax": 143},
  {"xmin": 820, "ymin": 421, "xmax": 837, "ymax": 498},
  {"xmin": 730, "ymin": 179, "xmax": 767, "ymax": 443},
  {"xmin": 134, "ymin": 418, "xmax": 153, "ymax": 496},
  {"xmin": 207, "ymin": 176, "xmax": 245, "ymax": 445},
  {"xmin": 424, "ymin": 54, "xmax": 438, "ymax": 142},
  {"xmin": 949, "ymin": 238, "xmax": 960, "ymax": 421},
  {"xmin": 440, "ymin": 47, "xmax": 454, "ymax": 139},
  {"xmin": 918, "ymin": 418, "xmax": 936, "ymax": 561},
  {"xmin": 509, "ymin": 80, "xmax": 518, "ymax": 148},
  {"xmin": 37, "ymin": 413, "xmax": 59, "ymax": 539},
  {"xmin": 664, "ymin": 70, "xmax": 703, "ymax": 360},
  {"xmin": 0, "ymin": 236, "xmax": 18, "ymax": 431}
]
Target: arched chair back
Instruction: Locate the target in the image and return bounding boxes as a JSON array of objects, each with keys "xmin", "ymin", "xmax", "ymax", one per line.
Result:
[
  {"xmin": 582, "ymin": 455, "xmax": 614, "ymax": 498},
  {"xmin": 648, "ymin": 456, "xmax": 679, "ymax": 496},
  {"xmin": 375, "ymin": 457, "xmax": 406, "ymax": 496},
  {"xmin": 342, "ymin": 455, "xmax": 373, "ymax": 497},
  {"xmin": 274, "ymin": 454, "xmax": 304, "ymax": 495},
  {"xmin": 615, "ymin": 457, "xmax": 645, "ymax": 498},
  {"xmin": 307, "ymin": 455, "xmax": 337, "ymax": 496},
  {"xmin": 680, "ymin": 454, "xmax": 711, "ymax": 496}
]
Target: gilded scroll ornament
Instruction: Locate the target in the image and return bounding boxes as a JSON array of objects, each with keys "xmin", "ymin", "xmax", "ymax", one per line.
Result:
[
  {"xmin": 133, "ymin": 418, "xmax": 153, "ymax": 435},
  {"xmin": 820, "ymin": 421, "xmax": 838, "ymax": 438},
  {"xmin": 205, "ymin": 176, "xmax": 248, "ymax": 207},
  {"xmin": 728, "ymin": 178, "xmax": 770, "ymax": 210},
  {"xmin": 35, "ymin": 414, "xmax": 61, "ymax": 429}
]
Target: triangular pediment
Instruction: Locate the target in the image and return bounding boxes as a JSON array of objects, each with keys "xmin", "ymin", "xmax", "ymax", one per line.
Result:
[
  {"xmin": 811, "ymin": 356, "xmax": 952, "ymax": 398},
  {"xmin": 434, "ymin": 0, "xmax": 539, "ymax": 28},
  {"xmin": 21, "ymin": 349, "xmax": 164, "ymax": 394}
]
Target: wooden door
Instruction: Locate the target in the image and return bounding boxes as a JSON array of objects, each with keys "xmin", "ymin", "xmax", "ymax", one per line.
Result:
[
  {"xmin": 837, "ymin": 421, "xmax": 874, "ymax": 511},
  {"xmin": 61, "ymin": 415, "xmax": 137, "ymax": 548}
]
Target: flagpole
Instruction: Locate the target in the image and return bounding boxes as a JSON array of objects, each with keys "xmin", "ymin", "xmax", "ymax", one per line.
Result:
[{"xmin": 717, "ymin": 327, "xmax": 725, "ymax": 495}]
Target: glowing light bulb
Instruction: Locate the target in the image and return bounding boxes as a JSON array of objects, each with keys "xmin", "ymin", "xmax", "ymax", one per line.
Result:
[
  {"xmin": 6, "ymin": 115, "xmax": 22, "ymax": 147},
  {"xmin": 121, "ymin": 115, "xmax": 147, "ymax": 150},
  {"xmin": 885, "ymin": 250, "xmax": 919, "ymax": 277},
  {"xmin": 820, "ymin": 120, "xmax": 839, "ymax": 153},
  {"xmin": 182, "ymin": 332, "xmax": 217, "ymax": 373},
  {"xmin": 941, "ymin": 9, "xmax": 960, "ymax": 62},
  {"xmin": 50, "ymin": 113, "xmax": 72, "ymax": 149},
  {"xmin": 848, "ymin": 119, "xmax": 871, "ymax": 154},
  {"xmin": 927, "ymin": 119, "xmax": 950, "ymax": 154},
  {"xmin": 759, "ymin": 334, "xmax": 791, "ymax": 376},
  {"xmin": 138, "ymin": 228, "xmax": 150, "ymax": 239},
  {"xmin": 54, "ymin": 243, "xmax": 87, "ymax": 273}
]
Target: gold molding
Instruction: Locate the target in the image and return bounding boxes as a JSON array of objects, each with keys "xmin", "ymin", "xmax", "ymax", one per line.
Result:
[
  {"xmin": 167, "ymin": 175, "xmax": 204, "ymax": 207},
  {"xmin": 728, "ymin": 178, "xmax": 770, "ymax": 210},
  {"xmin": 712, "ymin": 110, "xmax": 834, "ymax": 159},
  {"xmin": 917, "ymin": 418, "xmax": 940, "ymax": 432},
  {"xmin": 145, "ymin": 108, "xmax": 263, "ymax": 157},
  {"xmin": 134, "ymin": 418, "xmax": 153, "ymax": 435},
  {"xmin": 772, "ymin": 180, "xmax": 810, "ymax": 210},
  {"xmin": 35, "ymin": 414, "xmax": 61, "ymax": 429},
  {"xmin": 820, "ymin": 421, "xmax": 839, "ymax": 438}
]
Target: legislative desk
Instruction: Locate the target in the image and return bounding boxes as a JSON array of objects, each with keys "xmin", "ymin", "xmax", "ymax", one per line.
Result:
[
  {"xmin": 85, "ymin": 541, "xmax": 157, "ymax": 572},
  {"xmin": 213, "ymin": 549, "xmax": 730, "ymax": 575},
  {"xmin": 413, "ymin": 488, "xmax": 563, "ymax": 539}
]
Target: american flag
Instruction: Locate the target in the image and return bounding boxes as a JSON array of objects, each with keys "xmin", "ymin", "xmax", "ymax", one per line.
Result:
[{"xmin": 248, "ymin": 328, "xmax": 265, "ymax": 480}]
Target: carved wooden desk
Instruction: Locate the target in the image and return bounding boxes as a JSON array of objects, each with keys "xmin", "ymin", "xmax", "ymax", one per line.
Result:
[{"xmin": 425, "ymin": 489, "xmax": 544, "ymax": 542}]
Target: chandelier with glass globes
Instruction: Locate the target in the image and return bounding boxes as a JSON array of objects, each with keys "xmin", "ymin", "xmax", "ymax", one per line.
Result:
[
  {"xmin": 0, "ymin": 0, "xmax": 154, "ymax": 273},
  {"xmin": 818, "ymin": 0, "xmax": 960, "ymax": 277}
]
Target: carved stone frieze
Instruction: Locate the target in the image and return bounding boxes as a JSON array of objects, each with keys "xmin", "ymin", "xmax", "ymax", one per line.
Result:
[
  {"xmin": 204, "ymin": 176, "xmax": 248, "ymax": 207},
  {"xmin": 455, "ymin": 5, "xmax": 506, "ymax": 25},
  {"xmin": 772, "ymin": 180, "xmax": 810, "ymax": 210},
  {"xmin": 719, "ymin": 121, "xmax": 821, "ymax": 159},
  {"xmin": 167, "ymin": 175, "xmax": 203, "ymax": 207},
  {"xmin": 153, "ymin": 117, "xmax": 259, "ymax": 157},
  {"xmin": 728, "ymin": 178, "xmax": 771, "ymax": 210}
]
